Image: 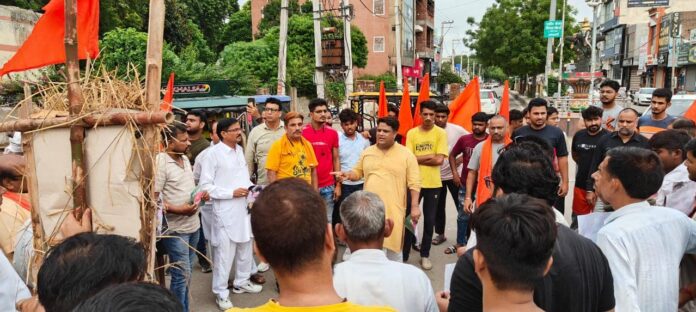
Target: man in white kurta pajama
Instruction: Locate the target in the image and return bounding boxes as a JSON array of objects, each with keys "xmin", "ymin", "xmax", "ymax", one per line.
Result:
[{"xmin": 200, "ymin": 118, "xmax": 262, "ymax": 310}]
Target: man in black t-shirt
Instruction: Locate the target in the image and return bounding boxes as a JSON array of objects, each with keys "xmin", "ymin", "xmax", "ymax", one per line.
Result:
[
  {"xmin": 437, "ymin": 142, "xmax": 615, "ymax": 312},
  {"xmin": 512, "ymin": 98, "xmax": 569, "ymax": 213},
  {"xmin": 571, "ymin": 106, "xmax": 609, "ymax": 227}
]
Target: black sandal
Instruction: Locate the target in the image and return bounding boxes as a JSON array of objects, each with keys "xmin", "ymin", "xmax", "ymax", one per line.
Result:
[{"xmin": 444, "ymin": 245, "xmax": 457, "ymax": 255}]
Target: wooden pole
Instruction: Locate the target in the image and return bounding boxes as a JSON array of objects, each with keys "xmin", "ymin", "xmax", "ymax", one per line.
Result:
[
  {"xmin": 143, "ymin": 0, "xmax": 166, "ymax": 281},
  {"xmin": 64, "ymin": 0, "xmax": 88, "ymax": 221},
  {"xmin": 0, "ymin": 111, "xmax": 174, "ymax": 133}
]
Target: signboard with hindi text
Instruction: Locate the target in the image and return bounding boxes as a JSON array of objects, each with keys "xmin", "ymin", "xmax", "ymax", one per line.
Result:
[{"xmin": 544, "ymin": 20, "xmax": 563, "ymax": 38}]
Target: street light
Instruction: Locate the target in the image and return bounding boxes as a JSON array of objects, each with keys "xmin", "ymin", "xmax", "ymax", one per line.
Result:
[{"xmin": 586, "ymin": 0, "xmax": 601, "ymax": 106}]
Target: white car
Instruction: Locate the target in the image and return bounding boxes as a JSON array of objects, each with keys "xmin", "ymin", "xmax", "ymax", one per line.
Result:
[
  {"xmin": 640, "ymin": 94, "xmax": 696, "ymax": 117},
  {"xmin": 480, "ymin": 89, "xmax": 499, "ymax": 114},
  {"xmin": 634, "ymin": 88, "xmax": 656, "ymax": 106}
]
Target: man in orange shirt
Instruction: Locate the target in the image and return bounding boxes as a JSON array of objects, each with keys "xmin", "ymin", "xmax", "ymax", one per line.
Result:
[{"xmin": 266, "ymin": 112, "xmax": 318, "ymax": 188}]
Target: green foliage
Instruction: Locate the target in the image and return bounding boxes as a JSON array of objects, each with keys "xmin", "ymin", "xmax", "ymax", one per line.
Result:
[
  {"xmin": 180, "ymin": 0, "xmax": 239, "ymax": 53},
  {"xmin": 358, "ymin": 72, "xmax": 398, "ymax": 91},
  {"xmin": 98, "ymin": 28, "xmax": 177, "ymax": 80},
  {"xmin": 257, "ymin": 0, "xmax": 302, "ymax": 36},
  {"xmin": 325, "ymin": 82, "xmax": 345, "ymax": 106},
  {"xmin": 224, "ymin": 1, "xmax": 253, "ymax": 43},
  {"xmin": 350, "ymin": 25, "xmax": 368, "ymax": 68},
  {"xmin": 437, "ymin": 67, "xmax": 463, "ymax": 85},
  {"xmin": 3, "ymin": 0, "xmax": 47, "ymax": 11},
  {"xmin": 218, "ymin": 37, "xmax": 278, "ymax": 92},
  {"xmin": 98, "ymin": 0, "xmax": 147, "ymax": 35},
  {"xmin": 485, "ymin": 66, "xmax": 507, "ymax": 82},
  {"xmin": 467, "ymin": 0, "xmax": 578, "ymax": 77}
]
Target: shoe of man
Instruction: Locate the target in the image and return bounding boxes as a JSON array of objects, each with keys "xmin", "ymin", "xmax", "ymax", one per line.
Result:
[
  {"xmin": 432, "ymin": 234, "xmax": 447, "ymax": 245},
  {"xmin": 257, "ymin": 262, "xmax": 270, "ymax": 273},
  {"xmin": 251, "ymin": 273, "xmax": 266, "ymax": 285},
  {"xmin": 201, "ymin": 263, "xmax": 212, "ymax": 273},
  {"xmin": 232, "ymin": 281, "xmax": 263, "ymax": 294},
  {"xmin": 420, "ymin": 257, "xmax": 432, "ymax": 270},
  {"xmin": 216, "ymin": 297, "xmax": 234, "ymax": 310}
]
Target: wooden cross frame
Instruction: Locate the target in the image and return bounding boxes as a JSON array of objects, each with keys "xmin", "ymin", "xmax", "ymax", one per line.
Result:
[{"xmin": 0, "ymin": 0, "xmax": 169, "ymax": 279}]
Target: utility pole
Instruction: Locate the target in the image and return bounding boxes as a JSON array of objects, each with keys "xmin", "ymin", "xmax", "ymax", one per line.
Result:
[
  {"xmin": 557, "ymin": 0, "xmax": 567, "ymax": 99},
  {"xmin": 544, "ymin": 0, "xmax": 557, "ymax": 97},
  {"xmin": 277, "ymin": 0, "xmax": 289, "ymax": 95},
  {"xmin": 342, "ymin": 0, "xmax": 353, "ymax": 107},
  {"xmin": 394, "ymin": 0, "xmax": 403, "ymax": 90},
  {"xmin": 588, "ymin": 1, "xmax": 600, "ymax": 106},
  {"xmin": 312, "ymin": 0, "xmax": 325, "ymax": 98},
  {"xmin": 451, "ymin": 39, "xmax": 457, "ymax": 72}
]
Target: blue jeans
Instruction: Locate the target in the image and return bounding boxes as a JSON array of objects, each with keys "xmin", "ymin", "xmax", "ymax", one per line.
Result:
[
  {"xmin": 457, "ymin": 187, "xmax": 470, "ymax": 246},
  {"xmin": 319, "ymin": 185, "xmax": 335, "ymax": 223},
  {"xmin": 161, "ymin": 230, "xmax": 200, "ymax": 312}
]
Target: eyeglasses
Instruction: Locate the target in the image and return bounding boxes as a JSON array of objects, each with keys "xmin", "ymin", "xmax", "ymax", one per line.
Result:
[{"xmin": 265, "ymin": 108, "xmax": 280, "ymax": 112}]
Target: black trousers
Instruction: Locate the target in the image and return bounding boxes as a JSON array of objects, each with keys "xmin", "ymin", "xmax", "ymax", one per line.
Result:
[
  {"xmin": 403, "ymin": 188, "xmax": 439, "ymax": 260},
  {"xmin": 436, "ymin": 180, "xmax": 460, "ymax": 235},
  {"xmin": 332, "ymin": 183, "xmax": 364, "ymax": 225}
]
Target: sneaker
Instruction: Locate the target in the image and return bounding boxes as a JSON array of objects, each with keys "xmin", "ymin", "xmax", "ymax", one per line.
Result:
[
  {"xmin": 232, "ymin": 281, "xmax": 263, "ymax": 294},
  {"xmin": 257, "ymin": 262, "xmax": 270, "ymax": 273},
  {"xmin": 420, "ymin": 257, "xmax": 433, "ymax": 270},
  {"xmin": 201, "ymin": 263, "xmax": 212, "ymax": 273},
  {"xmin": 216, "ymin": 297, "xmax": 234, "ymax": 310}
]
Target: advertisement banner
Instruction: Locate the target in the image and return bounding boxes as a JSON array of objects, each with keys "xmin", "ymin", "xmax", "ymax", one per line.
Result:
[{"xmin": 627, "ymin": 0, "xmax": 669, "ymax": 7}]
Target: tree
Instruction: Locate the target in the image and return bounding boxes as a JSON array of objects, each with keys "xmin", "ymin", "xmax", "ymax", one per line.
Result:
[
  {"xmin": 223, "ymin": 1, "xmax": 253, "ymax": 43},
  {"xmin": 97, "ymin": 28, "xmax": 178, "ymax": 80},
  {"xmin": 437, "ymin": 67, "xmax": 463, "ymax": 85},
  {"xmin": 257, "ymin": 0, "xmax": 302, "ymax": 36},
  {"xmin": 485, "ymin": 66, "xmax": 507, "ymax": 82},
  {"xmin": 180, "ymin": 0, "xmax": 239, "ymax": 53},
  {"xmin": 466, "ymin": 0, "xmax": 577, "ymax": 77}
]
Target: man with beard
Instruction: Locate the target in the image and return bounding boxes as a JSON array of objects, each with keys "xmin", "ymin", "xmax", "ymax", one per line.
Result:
[
  {"xmin": 246, "ymin": 97, "xmax": 285, "ymax": 186},
  {"xmin": 266, "ymin": 112, "xmax": 319, "ymax": 187},
  {"xmin": 594, "ymin": 80, "xmax": 623, "ymax": 131},
  {"xmin": 432, "ymin": 104, "xmax": 468, "ymax": 247},
  {"xmin": 303, "ymin": 98, "xmax": 341, "ymax": 223},
  {"xmin": 512, "ymin": 98, "xmax": 570, "ymax": 213},
  {"xmin": 571, "ymin": 106, "xmax": 609, "ymax": 226},
  {"xmin": 363, "ymin": 104, "xmax": 402, "ymax": 145},
  {"xmin": 185, "ymin": 110, "xmax": 209, "ymax": 164},
  {"xmin": 639, "ymin": 88, "xmax": 676, "ymax": 138},
  {"xmin": 586, "ymin": 108, "xmax": 649, "ymax": 211},
  {"xmin": 334, "ymin": 109, "xmax": 370, "ymax": 226},
  {"xmin": 405, "ymin": 101, "xmax": 449, "ymax": 269},
  {"xmin": 447, "ymin": 112, "xmax": 489, "ymax": 252},
  {"xmin": 333, "ymin": 117, "xmax": 421, "ymax": 262}
]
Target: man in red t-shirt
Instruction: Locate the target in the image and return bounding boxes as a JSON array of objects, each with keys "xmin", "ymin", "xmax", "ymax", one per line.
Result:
[
  {"xmin": 302, "ymin": 98, "xmax": 340, "ymax": 223},
  {"xmin": 447, "ymin": 112, "xmax": 489, "ymax": 251}
]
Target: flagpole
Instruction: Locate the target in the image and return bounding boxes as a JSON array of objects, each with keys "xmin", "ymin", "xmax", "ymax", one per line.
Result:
[{"xmin": 64, "ymin": 0, "xmax": 88, "ymax": 221}]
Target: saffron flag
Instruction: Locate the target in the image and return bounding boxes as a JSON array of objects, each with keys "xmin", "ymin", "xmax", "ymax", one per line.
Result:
[
  {"xmin": 397, "ymin": 78, "xmax": 413, "ymax": 142},
  {"xmin": 160, "ymin": 72, "xmax": 175, "ymax": 112},
  {"xmin": 377, "ymin": 81, "xmax": 388, "ymax": 118},
  {"xmin": 448, "ymin": 76, "xmax": 481, "ymax": 132},
  {"xmin": 0, "ymin": 0, "xmax": 100, "ymax": 76},
  {"xmin": 499, "ymin": 80, "xmax": 510, "ymax": 120},
  {"xmin": 413, "ymin": 73, "xmax": 430, "ymax": 127},
  {"xmin": 684, "ymin": 99, "xmax": 696, "ymax": 124}
]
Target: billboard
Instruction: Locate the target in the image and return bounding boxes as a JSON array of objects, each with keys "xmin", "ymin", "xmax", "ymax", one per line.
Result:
[
  {"xmin": 627, "ymin": 0, "xmax": 669, "ymax": 7},
  {"xmin": 401, "ymin": 0, "xmax": 415, "ymax": 67}
]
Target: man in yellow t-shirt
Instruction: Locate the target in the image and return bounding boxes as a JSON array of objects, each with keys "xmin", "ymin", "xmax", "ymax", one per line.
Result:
[
  {"xmin": 405, "ymin": 100, "xmax": 449, "ymax": 270},
  {"xmin": 265, "ymin": 112, "xmax": 319, "ymax": 188},
  {"xmin": 227, "ymin": 179, "xmax": 395, "ymax": 312}
]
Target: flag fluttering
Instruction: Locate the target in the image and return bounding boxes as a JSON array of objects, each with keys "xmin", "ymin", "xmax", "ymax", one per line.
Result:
[
  {"xmin": 499, "ymin": 80, "xmax": 510, "ymax": 120},
  {"xmin": 160, "ymin": 72, "xmax": 175, "ymax": 112},
  {"xmin": 412, "ymin": 73, "xmax": 430, "ymax": 127},
  {"xmin": 0, "ymin": 0, "xmax": 100, "ymax": 76},
  {"xmin": 377, "ymin": 81, "xmax": 388, "ymax": 118},
  {"xmin": 448, "ymin": 76, "xmax": 481, "ymax": 132},
  {"xmin": 684, "ymin": 99, "xmax": 696, "ymax": 124},
  {"xmin": 397, "ymin": 78, "xmax": 413, "ymax": 143}
]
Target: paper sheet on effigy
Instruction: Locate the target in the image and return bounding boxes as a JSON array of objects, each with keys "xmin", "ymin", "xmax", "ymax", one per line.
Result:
[
  {"xmin": 444, "ymin": 263, "xmax": 456, "ymax": 292},
  {"xmin": 577, "ymin": 212, "xmax": 611, "ymax": 242}
]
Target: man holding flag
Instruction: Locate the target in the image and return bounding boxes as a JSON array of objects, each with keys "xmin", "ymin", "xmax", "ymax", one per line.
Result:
[{"xmin": 463, "ymin": 115, "xmax": 509, "ymax": 213}]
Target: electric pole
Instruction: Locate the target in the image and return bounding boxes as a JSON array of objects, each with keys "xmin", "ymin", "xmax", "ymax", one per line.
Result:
[
  {"xmin": 544, "ymin": 0, "xmax": 557, "ymax": 96},
  {"xmin": 342, "ymin": 0, "xmax": 353, "ymax": 107},
  {"xmin": 557, "ymin": 0, "xmax": 566, "ymax": 99},
  {"xmin": 312, "ymin": 0, "xmax": 325, "ymax": 98},
  {"xmin": 277, "ymin": 0, "xmax": 289, "ymax": 95},
  {"xmin": 394, "ymin": 0, "xmax": 402, "ymax": 90}
]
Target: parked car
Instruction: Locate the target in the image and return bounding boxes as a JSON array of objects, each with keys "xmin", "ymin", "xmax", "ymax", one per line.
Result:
[
  {"xmin": 640, "ymin": 94, "xmax": 696, "ymax": 117},
  {"xmin": 634, "ymin": 87, "xmax": 656, "ymax": 106},
  {"xmin": 480, "ymin": 89, "xmax": 499, "ymax": 114}
]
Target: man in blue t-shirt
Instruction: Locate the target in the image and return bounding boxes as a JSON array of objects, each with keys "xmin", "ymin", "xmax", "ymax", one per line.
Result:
[
  {"xmin": 334, "ymin": 109, "xmax": 370, "ymax": 226},
  {"xmin": 638, "ymin": 88, "xmax": 677, "ymax": 138}
]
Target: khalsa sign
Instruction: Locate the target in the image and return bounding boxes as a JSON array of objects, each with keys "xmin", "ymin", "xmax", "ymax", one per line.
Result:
[{"xmin": 173, "ymin": 84, "xmax": 211, "ymax": 94}]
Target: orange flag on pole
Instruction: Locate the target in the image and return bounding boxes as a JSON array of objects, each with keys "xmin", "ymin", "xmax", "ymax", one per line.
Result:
[
  {"xmin": 448, "ymin": 76, "xmax": 481, "ymax": 132},
  {"xmin": 377, "ymin": 81, "xmax": 388, "ymax": 118},
  {"xmin": 0, "ymin": 0, "xmax": 100, "ymax": 76},
  {"xmin": 499, "ymin": 80, "xmax": 510, "ymax": 120},
  {"xmin": 412, "ymin": 73, "xmax": 430, "ymax": 127},
  {"xmin": 397, "ymin": 78, "xmax": 413, "ymax": 142},
  {"xmin": 160, "ymin": 72, "xmax": 175, "ymax": 112},
  {"xmin": 684, "ymin": 99, "xmax": 696, "ymax": 124}
]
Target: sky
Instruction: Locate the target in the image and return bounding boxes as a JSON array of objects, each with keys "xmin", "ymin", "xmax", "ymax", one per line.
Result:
[{"xmin": 435, "ymin": 0, "xmax": 594, "ymax": 57}]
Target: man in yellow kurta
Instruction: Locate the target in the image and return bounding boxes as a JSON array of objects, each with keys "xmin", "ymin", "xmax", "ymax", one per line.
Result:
[{"xmin": 334, "ymin": 117, "xmax": 421, "ymax": 262}]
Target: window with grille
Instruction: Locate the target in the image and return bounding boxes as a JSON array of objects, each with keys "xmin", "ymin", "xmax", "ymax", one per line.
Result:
[
  {"xmin": 374, "ymin": 0, "xmax": 385, "ymax": 15},
  {"xmin": 374, "ymin": 36, "xmax": 385, "ymax": 52}
]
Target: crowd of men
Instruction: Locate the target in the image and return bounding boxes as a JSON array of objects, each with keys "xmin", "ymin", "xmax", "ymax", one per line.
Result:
[{"xmin": 3, "ymin": 79, "xmax": 696, "ymax": 312}]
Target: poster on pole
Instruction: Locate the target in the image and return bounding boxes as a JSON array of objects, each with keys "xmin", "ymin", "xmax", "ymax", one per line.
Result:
[{"xmin": 627, "ymin": 0, "xmax": 669, "ymax": 7}]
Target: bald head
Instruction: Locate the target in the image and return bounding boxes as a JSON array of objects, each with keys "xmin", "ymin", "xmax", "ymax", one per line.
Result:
[{"xmin": 489, "ymin": 115, "xmax": 508, "ymax": 143}]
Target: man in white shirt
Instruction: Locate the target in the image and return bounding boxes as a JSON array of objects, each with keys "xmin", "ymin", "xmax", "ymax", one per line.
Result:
[
  {"xmin": 592, "ymin": 146, "xmax": 696, "ymax": 311},
  {"xmin": 200, "ymin": 118, "xmax": 262, "ymax": 310},
  {"xmin": 649, "ymin": 130, "xmax": 696, "ymax": 216},
  {"xmin": 432, "ymin": 104, "xmax": 468, "ymax": 247},
  {"xmin": 333, "ymin": 191, "xmax": 437, "ymax": 312},
  {"xmin": 334, "ymin": 109, "xmax": 370, "ymax": 226}
]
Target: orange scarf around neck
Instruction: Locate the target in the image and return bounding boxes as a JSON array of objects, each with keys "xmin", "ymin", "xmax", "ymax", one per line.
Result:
[{"xmin": 475, "ymin": 135, "xmax": 512, "ymax": 206}]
